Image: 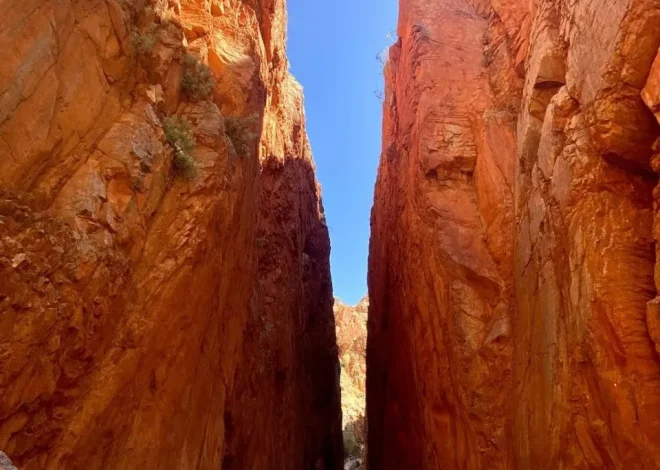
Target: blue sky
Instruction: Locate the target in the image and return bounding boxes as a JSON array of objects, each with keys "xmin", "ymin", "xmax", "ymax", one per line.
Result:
[{"xmin": 287, "ymin": 0, "xmax": 399, "ymax": 305}]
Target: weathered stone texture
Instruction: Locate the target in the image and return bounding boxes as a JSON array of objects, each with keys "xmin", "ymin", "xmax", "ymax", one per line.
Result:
[
  {"xmin": 0, "ymin": 0, "xmax": 341, "ymax": 469},
  {"xmin": 368, "ymin": 0, "xmax": 660, "ymax": 468}
]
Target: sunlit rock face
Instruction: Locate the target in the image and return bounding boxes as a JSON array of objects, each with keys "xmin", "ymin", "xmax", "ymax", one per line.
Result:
[
  {"xmin": 368, "ymin": 0, "xmax": 660, "ymax": 468},
  {"xmin": 0, "ymin": 0, "xmax": 342, "ymax": 469}
]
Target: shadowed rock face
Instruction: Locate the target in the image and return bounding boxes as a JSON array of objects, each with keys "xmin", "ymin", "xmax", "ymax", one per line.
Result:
[
  {"xmin": 368, "ymin": 0, "xmax": 660, "ymax": 468},
  {"xmin": 0, "ymin": 0, "xmax": 342, "ymax": 469}
]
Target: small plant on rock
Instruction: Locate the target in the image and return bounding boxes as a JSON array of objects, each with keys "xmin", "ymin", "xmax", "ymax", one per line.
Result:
[
  {"xmin": 343, "ymin": 416, "xmax": 367, "ymax": 461},
  {"xmin": 225, "ymin": 114, "xmax": 259, "ymax": 158},
  {"xmin": 131, "ymin": 24, "xmax": 159, "ymax": 55},
  {"xmin": 482, "ymin": 48, "xmax": 495, "ymax": 67},
  {"xmin": 343, "ymin": 427, "xmax": 361, "ymax": 459},
  {"xmin": 376, "ymin": 48, "xmax": 388, "ymax": 66},
  {"xmin": 162, "ymin": 115, "xmax": 197, "ymax": 177},
  {"xmin": 182, "ymin": 54, "xmax": 214, "ymax": 101}
]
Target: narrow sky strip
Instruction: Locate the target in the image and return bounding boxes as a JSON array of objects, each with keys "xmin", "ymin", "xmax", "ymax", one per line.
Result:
[{"xmin": 287, "ymin": 0, "xmax": 399, "ymax": 304}]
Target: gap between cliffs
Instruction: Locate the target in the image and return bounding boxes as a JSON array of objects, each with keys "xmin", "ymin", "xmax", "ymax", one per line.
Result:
[{"xmin": 334, "ymin": 297, "xmax": 369, "ymax": 470}]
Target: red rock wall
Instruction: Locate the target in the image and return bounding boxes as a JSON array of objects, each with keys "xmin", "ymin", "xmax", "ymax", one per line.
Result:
[
  {"xmin": 368, "ymin": 1, "xmax": 517, "ymax": 467},
  {"xmin": 0, "ymin": 0, "xmax": 342, "ymax": 469},
  {"xmin": 514, "ymin": 1, "xmax": 660, "ymax": 467},
  {"xmin": 368, "ymin": 0, "xmax": 660, "ymax": 468}
]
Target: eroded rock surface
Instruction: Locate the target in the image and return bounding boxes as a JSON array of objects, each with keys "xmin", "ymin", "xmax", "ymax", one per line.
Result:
[
  {"xmin": 368, "ymin": 0, "xmax": 660, "ymax": 468},
  {"xmin": 0, "ymin": 0, "xmax": 341, "ymax": 469}
]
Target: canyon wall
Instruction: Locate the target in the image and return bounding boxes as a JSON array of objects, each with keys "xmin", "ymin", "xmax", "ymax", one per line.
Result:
[
  {"xmin": 368, "ymin": 0, "xmax": 660, "ymax": 468},
  {"xmin": 0, "ymin": 0, "xmax": 342, "ymax": 469}
]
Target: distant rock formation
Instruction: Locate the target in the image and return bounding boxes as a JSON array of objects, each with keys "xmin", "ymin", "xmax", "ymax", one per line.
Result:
[{"xmin": 334, "ymin": 296, "xmax": 368, "ymax": 463}]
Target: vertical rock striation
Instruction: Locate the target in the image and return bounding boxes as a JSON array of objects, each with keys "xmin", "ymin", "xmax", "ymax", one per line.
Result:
[
  {"xmin": 368, "ymin": 0, "xmax": 660, "ymax": 468},
  {"xmin": 514, "ymin": 1, "xmax": 660, "ymax": 468},
  {"xmin": 0, "ymin": 0, "xmax": 342, "ymax": 469},
  {"xmin": 368, "ymin": 0, "xmax": 516, "ymax": 468}
]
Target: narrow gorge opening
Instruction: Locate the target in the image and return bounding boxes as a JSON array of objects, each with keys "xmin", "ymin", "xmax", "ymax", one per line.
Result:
[
  {"xmin": 284, "ymin": 2, "xmax": 396, "ymax": 469},
  {"xmin": 334, "ymin": 297, "xmax": 368, "ymax": 469}
]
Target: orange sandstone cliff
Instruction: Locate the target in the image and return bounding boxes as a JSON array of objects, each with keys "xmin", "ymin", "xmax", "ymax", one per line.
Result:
[
  {"xmin": 368, "ymin": 0, "xmax": 660, "ymax": 469},
  {"xmin": 0, "ymin": 0, "xmax": 342, "ymax": 469}
]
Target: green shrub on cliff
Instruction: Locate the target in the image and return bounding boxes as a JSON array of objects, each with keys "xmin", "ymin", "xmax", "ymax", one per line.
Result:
[
  {"xmin": 343, "ymin": 416, "xmax": 366, "ymax": 460},
  {"xmin": 131, "ymin": 24, "xmax": 158, "ymax": 55},
  {"xmin": 182, "ymin": 54, "xmax": 214, "ymax": 101},
  {"xmin": 162, "ymin": 115, "xmax": 197, "ymax": 177},
  {"xmin": 343, "ymin": 427, "xmax": 360, "ymax": 458},
  {"xmin": 225, "ymin": 114, "xmax": 259, "ymax": 158}
]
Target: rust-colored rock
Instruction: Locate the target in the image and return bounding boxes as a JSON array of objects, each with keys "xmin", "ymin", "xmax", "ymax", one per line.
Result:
[
  {"xmin": 368, "ymin": 0, "xmax": 660, "ymax": 469},
  {"xmin": 368, "ymin": 1, "xmax": 516, "ymax": 468},
  {"xmin": 513, "ymin": 1, "xmax": 660, "ymax": 467},
  {"xmin": 0, "ymin": 0, "xmax": 342, "ymax": 469}
]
